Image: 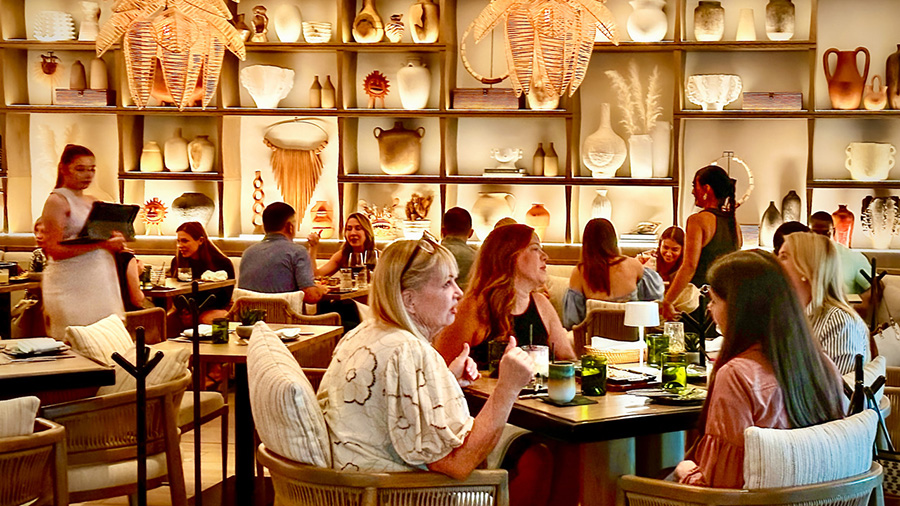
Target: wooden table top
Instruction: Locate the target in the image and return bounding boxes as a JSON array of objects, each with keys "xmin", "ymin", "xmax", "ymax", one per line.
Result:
[
  {"xmin": 465, "ymin": 377, "xmax": 702, "ymax": 442},
  {"xmin": 0, "ymin": 345, "xmax": 115, "ymax": 397},
  {"xmin": 154, "ymin": 323, "xmax": 343, "ymax": 362},
  {"xmin": 142, "ymin": 279, "xmax": 235, "ymax": 298},
  {"xmin": 321, "ymin": 287, "xmax": 368, "ymax": 301},
  {"xmin": 0, "ymin": 281, "xmax": 41, "ymax": 294}
]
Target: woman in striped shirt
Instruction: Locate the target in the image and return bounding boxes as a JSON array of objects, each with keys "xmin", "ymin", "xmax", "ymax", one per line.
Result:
[{"xmin": 777, "ymin": 232, "xmax": 869, "ymax": 374}]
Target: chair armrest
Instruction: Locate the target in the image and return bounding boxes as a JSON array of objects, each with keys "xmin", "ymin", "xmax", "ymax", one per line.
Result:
[{"xmin": 301, "ymin": 368, "xmax": 327, "ymax": 391}]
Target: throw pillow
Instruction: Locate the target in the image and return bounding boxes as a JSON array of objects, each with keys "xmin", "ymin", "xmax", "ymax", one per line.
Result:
[
  {"xmin": 66, "ymin": 314, "xmax": 134, "ymax": 366},
  {"xmin": 0, "ymin": 396, "xmax": 40, "ymax": 437},
  {"xmin": 232, "ymin": 288, "xmax": 305, "ymax": 315},
  {"xmin": 247, "ymin": 322, "xmax": 331, "ymax": 467},
  {"xmin": 96, "ymin": 344, "xmax": 191, "ymax": 396}
]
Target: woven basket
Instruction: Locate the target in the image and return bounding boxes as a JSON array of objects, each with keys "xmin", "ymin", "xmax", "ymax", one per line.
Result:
[{"xmin": 584, "ymin": 346, "xmax": 642, "ymax": 365}]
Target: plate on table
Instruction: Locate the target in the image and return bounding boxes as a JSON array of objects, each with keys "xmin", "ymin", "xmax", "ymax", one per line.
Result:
[
  {"xmin": 3, "ymin": 341, "xmax": 69, "ymax": 358},
  {"xmin": 277, "ymin": 328, "xmax": 315, "ymax": 341},
  {"xmin": 630, "ymin": 386, "xmax": 707, "ymax": 406},
  {"xmin": 8, "ymin": 274, "xmax": 31, "ymax": 283}
]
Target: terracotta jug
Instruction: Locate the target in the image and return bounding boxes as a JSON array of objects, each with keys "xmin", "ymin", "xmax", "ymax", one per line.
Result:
[
  {"xmin": 373, "ymin": 122, "xmax": 425, "ymax": 175},
  {"xmin": 823, "ymin": 47, "xmax": 870, "ymax": 110},
  {"xmin": 832, "ymin": 204, "xmax": 854, "ymax": 247},
  {"xmin": 887, "ymin": 45, "xmax": 900, "ymax": 109},
  {"xmin": 525, "ymin": 204, "xmax": 551, "ymax": 241},
  {"xmin": 864, "ymin": 75, "xmax": 888, "ymax": 111}
]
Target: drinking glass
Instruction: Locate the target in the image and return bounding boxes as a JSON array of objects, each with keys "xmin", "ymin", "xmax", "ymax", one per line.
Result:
[
  {"xmin": 349, "ymin": 252, "xmax": 364, "ymax": 288},
  {"xmin": 581, "ymin": 354, "xmax": 607, "ymax": 396},
  {"xmin": 664, "ymin": 321, "xmax": 685, "ymax": 353},
  {"xmin": 662, "ymin": 352, "xmax": 688, "ymax": 389},
  {"xmin": 363, "ymin": 249, "xmax": 379, "ymax": 271},
  {"xmin": 646, "ymin": 333, "xmax": 669, "ymax": 367},
  {"xmin": 488, "ymin": 338, "xmax": 509, "ymax": 378},
  {"xmin": 548, "ymin": 361, "xmax": 576, "ymax": 403},
  {"xmin": 521, "ymin": 344, "xmax": 549, "ymax": 390},
  {"xmin": 177, "ymin": 267, "xmax": 192, "ymax": 282}
]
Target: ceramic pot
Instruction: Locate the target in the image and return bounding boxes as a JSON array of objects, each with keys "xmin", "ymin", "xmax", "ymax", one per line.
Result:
[
  {"xmin": 650, "ymin": 121, "xmax": 671, "ymax": 177},
  {"xmin": 532, "ymin": 144, "xmax": 545, "ymax": 176},
  {"xmin": 188, "ymin": 135, "xmax": 215, "ymax": 172},
  {"xmin": 172, "ymin": 192, "xmax": 215, "ymax": 226},
  {"xmin": 627, "ymin": 0, "xmax": 667, "ymax": 43},
  {"xmin": 864, "ymin": 75, "xmax": 888, "ymax": 111},
  {"xmin": 302, "ymin": 21, "xmax": 332, "ymax": 43},
  {"xmin": 591, "ymin": 189, "xmax": 612, "ymax": 220},
  {"xmin": 322, "ymin": 76, "xmax": 336, "ymax": 108},
  {"xmin": 845, "ymin": 142, "xmax": 896, "ymax": 181},
  {"xmin": 164, "ymin": 128, "xmax": 190, "ymax": 172},
  {"xmin": 863, "ymin": 196, "xmax": 900, "ymax": 249},
  {"xmin": 544, "ymin": 143, "xmax": 560, "ymax": 177},
  {"xmin": 89, "ymin": 58, "xmax": 107, "ymax": 90},
  {"xmin": 140, "ymin": 141, "xmax": 164, "ymax": 172},
  {"xmin": 472, "ymin": 192, "xmax": 516, "ymax": 241},
  {"xmin": 69, "ymin": 60, "xmax": 86, "ymax": 90},
  {"xmin": 629, "ymin": 134, "xmax": 653, "ymax": 178},
  {"xmin": 78, "ymin": 1, "xmax": 100, "ymax": 41},
  {"xmin": 781, "ymin": 190, "xmax": 801, "ymax": 222},
  {"xmin": 832, "ymin": 204, "xmax": 854, "ymax": 247},
  {"xmin": 274, "ymin": 4, "xmax": 302, "ymax": 43},
  {"xmin": 397, "ymin": 58, "xmax": 430, "ymax": 110},
  {"xmin": 310, "ymin": 201, "xmax": 334, "ymax": 239},
  {"xmin": 765, "ymin": 0, "xmax": 795, "ymax": 41},
  {"xmin": 582, "ymin": 103, "xmax": 627, "ymax": 177},
  {"xmin": 353, "ymin": 0, "xmax": 384, "ymax": 43},
  {"xmin": 309, "ymin": 75, "xmax": 322, "ymax": 108},
  {"xmin": 386, "ymin": 14, "xmax": 404, "ymax": 43},
  {"xmin": 373, "ymin": 122, "xmax": 425, "ymax": 175},
  {"xmin": 240, "ymin": 65, "xmax": 295, "ymax": 109},
  {"xmin": 686, "ymin": 74, "xmax": 742, "ymax": 111},
  {"xmin": 694, "ymin": 1, "xmax": 724, "ymax": 42},
  {"xmin": 887, "ymin": 45, "xmax": 900, "ymax": 109},
  {"xmin": 759, "ymin": 201, "xmax": 783, "ymax": 248},
  {"xmin": 409, "ymin": 0, "xmax": 439, "ymax": 44},
  {"xmin": 526, "ymin": 72, "xmax": 561, "ymax": 110},
  {"xmin": 525, "ymin": 203, "xmax": 551, "ymax": 241},
  {"xmin": 824, "ymin": 47, "xmax": 870, "ymax": 110},
  {"xmin": 735, "ymin": 8, "xmax": 756, "ymax": 41},
  {"xmin": 236, "ymin": 326, "xmax": 253, "ymax": 339}
]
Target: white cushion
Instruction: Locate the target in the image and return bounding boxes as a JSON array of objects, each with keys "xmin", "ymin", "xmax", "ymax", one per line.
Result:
[
  {"xmin": 177, "ymin": 391, "xmax": 226, "ymax": 428},
  {"xmin": 247, "ymin": 322, "xmax": 331, "ymax": 467},
  {"xmin": 743, "ymin": 410, "xmax": 877, "ymax": 489},
  {"xmin": 66, "ymin": 314, "xmax": 134, "ymax": 366},
  {"xmin": 96, "ymin": 344, "xmax": 190, "ymax": 396},
  {"xmin": 68, "ymin": 452, "xmax": 167, "ymax": 493},
  {"xmin": 0, "ymin": 396, "xmax": 40, "ymax": 437},
  {"xmin": 842, "ymin": 355, "xmax": 887, "ymax": 408},
  {"xmin": 232, "ymin": 288, "xmax": 305, "ymax": 315}
]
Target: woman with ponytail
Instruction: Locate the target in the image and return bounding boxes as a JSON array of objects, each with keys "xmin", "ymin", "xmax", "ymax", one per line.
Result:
[{"xmin": 662, "ymin": 165, "xmax": 741, "ymax": 320}]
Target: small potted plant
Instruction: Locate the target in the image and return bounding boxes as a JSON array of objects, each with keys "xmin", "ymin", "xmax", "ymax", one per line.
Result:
[
  {"xmin": 29, "ymin": 248, "xmax": 45, "ymax": 280},
  {"xmin": 236, "ymin": 308, "xmax": 266, "ymax": 338},
  {"xmin": 685, "ymin": 332, "xmax": 703, "ymax": 365}
]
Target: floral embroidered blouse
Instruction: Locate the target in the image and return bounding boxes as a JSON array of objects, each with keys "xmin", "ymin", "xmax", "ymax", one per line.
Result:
[{"xmin": 318, "ymin": 320, "xmax": 474, "ymax": 472}]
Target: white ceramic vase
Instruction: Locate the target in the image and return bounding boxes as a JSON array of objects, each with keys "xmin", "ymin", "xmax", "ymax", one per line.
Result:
[
  {"xmin": 736, "ymin": 8, "xmax": 756, "ymax": 41},
  {"xmin": 140, "ymin": 141, "xmax": 163, "ymax": 172},
  {"xmin": 89, "ymin": 58, "xmax": 107, "ymax": 89},
  {"xmin": 397, "ymin": 58, "xmax": 430, "ymax": 110},
  {"xmin": 582, "ymin": 103, "xmax": 627, "ymax": 177},
  {"xmin": 629, "ymin": 134, "xmax": 653, "ymax": 178},
  {"xmin": 650, "ymin": 121, "xmax": 671, "ymax": 177},
  {"xmin": 240, "ymin": 65, "xmax": 295, "ymax": 109},
  {"xmin": 863, "ymin": 197, "xmax": 900, "ymax": 249},
  {"xmin": 165, "ymin": 128, "xmax": 190, "ymax": 172},
  {"xmin": 274, "ymin": 4, "xmax": 303, "ymax": 43},
  {"xmin": 78, "ymin": 2, "xmax": 100, "ymax": 41},
  {"xmin": 845, "ymin": 142, "xmax": 896, "ymax": 181},
  {"xmin": 686, "ymin": 74, "xmax": 742, "ymax": 111},
  {"xmin": 627, "ymin": 0, "xmax": 667, "ymax": 42},
  {"xmin": 188, "ymin": 135, "xmax": 215, "ymax": 172},
  {"xmin": 591, "ymin": 189, "xmax": 612, "ymax": 220},
  {"xmin": 759, "ymin": 201, "xmax": 783, "ymax": 247},
  {"xmin": 472, "ymin": 192, "xmax": 516, "ymax": 241}
]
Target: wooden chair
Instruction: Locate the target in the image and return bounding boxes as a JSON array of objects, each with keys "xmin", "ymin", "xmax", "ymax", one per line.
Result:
[
  {"xmin": 884, "ymin": 366, "xmax": 900, "ymax": 447},
  {"xmin": 125, "ymin": 307, "xmax": 230, "ymax": 482},
  {"xmin": 572, "ymin": 307, "xmax": 637, "ymax": 356},
  {"xmin": 258, "ymin": 444, "xmax": 510, "ymax": 506},
  {"xmin": 40, "ymin": 373, "xmax": 191, "ymax": 505},
  {"xmin": 0, "ymin": 418, "xmax": 68, "ymax": 506},
  {"xmin": 227, "ymin": 296, "xmax": 341, "ymax": 327}
]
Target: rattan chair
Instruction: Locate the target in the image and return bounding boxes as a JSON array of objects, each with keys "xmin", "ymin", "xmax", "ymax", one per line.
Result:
[
  {"xmin": 0, "ymin": 418, "xmax": 67, "ymax": 506},
  {"xmin": 227, "ymin": 296, "xmax": 341, "ymax": 327},
  {"xmin": 572, "ymin": 307, "xmax": 637, "ymax": 356},
  {"xmin": 41, "ymin": 373, "xmax": 191, "ymax": 505},
  {"xmin": 885, "ymin": 366, "xmax": 900, "ymax": 448},
  {"xmin": 124, "ymin": 307, "xmax": 167, "ymax": 345},
  {"xmin": 258, "ymin": 444, "xmax": 510, "ymax": 506}
]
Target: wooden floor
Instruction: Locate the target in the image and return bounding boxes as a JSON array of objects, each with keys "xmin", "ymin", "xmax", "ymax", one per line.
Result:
[{"xmin": 75, "ymin": 393, "xmax": 237, "ymax": 506}]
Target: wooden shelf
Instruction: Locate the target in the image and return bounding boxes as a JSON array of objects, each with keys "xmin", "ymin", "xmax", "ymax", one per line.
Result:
[
  {"xmin": 0, "ymin": 39, "xmax": 115, "ymax": 50},
  {"xmin": 679, "ymin": 40, "xmax": 816, "ymax": 51},
  {"xmin": 341, "ymin": 108, "xmax": 443, "ymax": 117},
  {"xmin": 1, "ymin": 105, "xmax": 118, "ymax": 114},
  {"xmin": 446, "ymin": 176, "xmax": 568, "ymax": 185},
  {"xmin": 813, "ymin": 110, "xmax": 900, "ymax": 118},
  {"xmin": 808, "ymin": 180, "xmax": 900, "ymax": 189},
  {"xmin": 336, "ymin": 42, "xmax": 447, "ymax": 52},
  {"xmin": 569, "ymin": 177, "xmax": 679, "ymax": 187},
  {"xmin": 593, "ymin": 42, "xmax": 680, "ymax": 53},
  {"xmin": 676, "ymin": 110, "xmax": 810, "ymax": 119},
  {"xmin": 445, "ymin": 108, "xmax": 573, "ymax": 118},
  {"xmin": 119, "ymin": 172, "xmax": 223, "ymax": 181},
  {"xmin": 244, "ymin": 42, "xmax": 344, "ymax": 52},
  {"xmin": 339, "ymin": 174, "xmax": 443, "ymax": 184},
  {"xmin": 219, "ymin": 107, "xmax": 342, "ymax": 116}
]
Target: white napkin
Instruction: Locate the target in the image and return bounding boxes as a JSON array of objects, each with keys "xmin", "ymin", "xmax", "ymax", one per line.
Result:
[
  {"xmin": 591, "ymin": 336, "xmax": 647, "ymax": 351},
  {"xmin": 278, "ymin": 328, "xmax": 314, "ymax": 339},
  {"xmin": 201, "ymin": 270, "xmax": 228, "ymax": 282},
  {"xmin": 183, "ymin": 325, "xmax": 213, "ymax": 338},
  {"xmin": 6, "ymin": 338, "xmax": 65, "ymax": 354}
]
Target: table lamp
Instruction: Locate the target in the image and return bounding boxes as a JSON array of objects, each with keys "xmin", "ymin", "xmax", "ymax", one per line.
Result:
[{"xmin": 625, "ymin": 301, "xmax": 659, "ymax": 367}]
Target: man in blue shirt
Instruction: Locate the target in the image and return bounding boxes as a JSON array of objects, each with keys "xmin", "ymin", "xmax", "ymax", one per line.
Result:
[
  {"xmin": 238, "ymin": 202, "xmax": 327, "ymax": 303},
  {"xmin": 440, "ymin": 207, "xmax": 477, "ymax": 290}
]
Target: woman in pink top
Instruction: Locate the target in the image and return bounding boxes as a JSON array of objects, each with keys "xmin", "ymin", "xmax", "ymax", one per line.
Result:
[{"xmin": 675, "ymin": 250, "xmax": 844, "ymax": 488}]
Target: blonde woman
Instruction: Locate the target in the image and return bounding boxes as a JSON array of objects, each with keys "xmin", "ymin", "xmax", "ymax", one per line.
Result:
[{"xmin": 777, "ymin": 232, "xmax": 869, "ymax": 374}]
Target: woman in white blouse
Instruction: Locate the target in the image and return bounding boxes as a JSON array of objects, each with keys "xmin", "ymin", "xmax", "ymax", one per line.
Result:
[
  {"xmin": 777, "ymin": 232, "xmax": 869, "ymax": 374},
  {"xmin": 318, "ymin": 233, "xmax": 534, "ymax": 478}
]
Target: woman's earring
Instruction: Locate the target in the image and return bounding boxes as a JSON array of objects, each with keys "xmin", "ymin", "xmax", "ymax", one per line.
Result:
[{"xmin": 800, "ymin": 276, "xmax": 808, "ymax": 282}]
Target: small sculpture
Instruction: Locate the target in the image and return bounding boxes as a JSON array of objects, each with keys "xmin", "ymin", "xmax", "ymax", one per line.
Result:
[
  {"xmin": 251, "ymin": 6, "xmax": 269, "ymax": 42},
  {"xmin": 385, "ymin": 14, "xmax": 404, "ymax": 43},
  {"xmin": 352, "ymin": 0, "xmax": 384, "ymax": 43},
  {"xmin": 252, "ymin": 171, "xmax": 265, "ymax": 234},
  {"xmin": 34, "ymin": 52, "xmax": 62, "ymax": 104},
  {"xmin": 78, "ymin": 2, "xmax": 100, "ymax": 41},
  {"xmin": 363, "ymin": 70, "xmax": 390, "ymax": 109},
  {"xmin": 359, "ymin": 200, "xmax": 398, "ymax": 238},
  {"xmin": 405, "ymin": 193, "xmax": 434, "ymax": 221},
  {"xmin": 140, "ymin": 198, "xmax": 168, "ymax": 236},
  {"xmin": 233, "ymin": 13, "xmax": 252, "ymax": 42},
  {"xmin": 489, "ymin": 148, "xmax": 524, "ymax": 174}
]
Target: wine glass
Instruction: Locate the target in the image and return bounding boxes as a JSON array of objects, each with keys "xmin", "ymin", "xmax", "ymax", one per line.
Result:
[
  {"xmin": 349, "ymin": 252, "xmax": 364, "ymax": 288},
  {"xmin": 363, "ymin": 249, "xmax": 379, "ymax": 272}
]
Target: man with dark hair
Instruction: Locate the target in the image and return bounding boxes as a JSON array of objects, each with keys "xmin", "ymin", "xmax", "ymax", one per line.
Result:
[
  {"xmin": 238, "ymin": 202, "xmax": 326, "ymax": 302},
  {"xmin": 808, "ymin": 210, "xmax": 871, "ymax": 295},
  {"xmin": 441, "ymin": 207, "xmax": 476, "ymax": 290},
  {"xmin": 772, "ymin": 221, "xmax": 810, "ymax": 255}
]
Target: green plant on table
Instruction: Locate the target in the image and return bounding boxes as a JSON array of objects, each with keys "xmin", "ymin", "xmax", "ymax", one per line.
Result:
[
  {"xmin": 239, "ymin": 308, "xmax": 266, "ymax": 326},
  {"xmin": 684, "ymin": 332, "xmax": 702, "ymax": 353}
]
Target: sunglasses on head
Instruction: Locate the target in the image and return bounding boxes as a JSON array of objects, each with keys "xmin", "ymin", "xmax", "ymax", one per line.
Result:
[{"xmin": 400, "ymin": 230, "xmax": 440, "ymax": 280}]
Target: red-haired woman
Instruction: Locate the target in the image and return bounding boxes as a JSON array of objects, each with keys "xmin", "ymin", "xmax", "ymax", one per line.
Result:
[
  {"xmin": 41, "ymin": 144, "xmax": 125, "ymax": 339},
  {"xmin": 167, "ymin": 221, "xmax": 235, "ymax": 325},
  {"xmin": 563, "ymin": 218, "xmax": 664, "ymax": 329},
  {"xmin": 434, "ymin": 224, "xmax": 576, "ymax": 368}
]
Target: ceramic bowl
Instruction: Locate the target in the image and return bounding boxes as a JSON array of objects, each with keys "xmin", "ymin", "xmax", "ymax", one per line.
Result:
[
  {"xmin": 686, "ymin": 74, "xmax": 742, "ymax": 111},
  {"xmin": 302, "ymin": 22, "xmax": 332, "ymax": 43},
  {"xmin": 240, "ymin": 65, "xmax": 295, "ymax": 108}
]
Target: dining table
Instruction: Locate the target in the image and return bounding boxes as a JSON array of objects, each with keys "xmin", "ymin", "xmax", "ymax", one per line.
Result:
[
  {"xmin": 465, "ymin": 376, "xmax": 703, "ymax": 506},
  {"xmin": 320, "ymin": 286, "xmax": 368, "ymax": 303},
  {"xmin": 154, "ymin": 322, "xmax": 343, "ymax": 506},
  {"xmin": 142, "ymin": 279, "xmax": 236, "ymax": 308},
  {"xmin": 0, "ymin": 342, "xmax": 115, "ymax": 402}
]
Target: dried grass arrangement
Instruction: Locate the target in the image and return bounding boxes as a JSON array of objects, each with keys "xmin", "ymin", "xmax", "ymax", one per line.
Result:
[{"xmin": 604, "ymin": 61, "xmax": 662, "ymax": 136}]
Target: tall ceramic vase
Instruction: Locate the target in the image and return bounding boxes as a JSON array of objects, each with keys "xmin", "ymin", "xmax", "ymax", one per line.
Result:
[
  {"xmin": 188, "ymin": 135, "xmax": 215, "ymax": 172},
  {"xmin": 862, "ymin": 196, "xmax": 900, "ymax": 249},
  {"xmin": 352, "ymin": 0, "xmax": 384, "ymax": 43},
  {"xmin": 781, "ymin": 190, "xmax": 801, "ymax": 222},
  {"xmin": 309, "ymin": 76, "xmax": 322, "ymax": 108},
  {"xmin": 591, "ymin": 189, "xmax": 612, "ymax": 220},
  {"xmin": 650, "ymin": 121, "xmax": 671, "ymax": 177},
  {"xmin": 582, "ymin": 103, "xmax": 627, "ymax": 177},
  {"xmin": 409, "ymin": 0, "xmax": 439, "ymax": 43},
  {"xmin": 629, "ymin": 134, "xmax": 653, "ymax": 178},
  {"xmin": 472, "ymin": 192, "xmax": 516, "ymax": 241},
  {"xmin": 824, "ymin": 47, "xmax": 870, "ymax": 110},
  {"xmin": 832, "ymin": 204, "xmax": 854, "ymax": 247},
  {"xmin": 322, "ymin": 76, "xmax": 336, "ymax": 108},
  {"xmin": 140, "ymin": 141, "xmax": 163, "ymax": 172},
  {"xmin": 525, "ymin": 203, "xmax": 551, "ymax": 241},
  {"xmin": 759, "ymin": 201, "xmax": 783, "ymax": 248},
  {"xmin": 164, "ymin": 128, "xmax": 189, "ymax": 172},
  {"xmin": 627, "ymin": 0, "xmax": 667, "ymax": 43},
  {"xmin": 765, "ymin": 0, "xmax": 795, "ymax": 41},
  {"xmin": 694, "ymin": 1, "xmax": 725, "ymax": 42},
  {"xmin": 273, "ymin": 4, "xmax": 302, "ymax": 42},
  {"xmin": 397, "ymin": 58, "xmax": 430, "ymax": 110},
  {"xmin": 887, "ymin": 45, "xmax": 900, "ymax": 109}
]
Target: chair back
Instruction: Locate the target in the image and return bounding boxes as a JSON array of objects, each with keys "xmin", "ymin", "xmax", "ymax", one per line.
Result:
[
  {"xmin": 228, "ymin": 297, "xmax": 341, "ymax": 327},
  {"xmin": 124, "ymin": 307, "xmax": 167, "ymax": 344},
  {"xmin": 572, "ymin": 307, "xmax": 636, "ymax": 356},
  {"xmin": 0, "ymin": 418, "xmax": 67, "ymax": 506}
]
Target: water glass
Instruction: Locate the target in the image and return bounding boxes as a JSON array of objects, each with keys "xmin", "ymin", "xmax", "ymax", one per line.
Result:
[
  {"xmin": 662, "ymin": 352, "xmax": 687, "ymax": 389},
  {"xmin": 488, "ymin": 338, "xmax": 509, "ymax": 378},
  {"xmin": 211, "ymin": 318, "xmax": 230, "ymax": 344},
  {"xmin": 339, "ymin": 268, "xmax": 353, "ymax": 290},
  {"xmin": 646, "ymin": 333, "xmax": 669, "ymax": 367},
  {"xmin": 521, "ymin": 344, "xmax": 549, "ymax": 389},
  {"xmin": 548, "ymin": 361, "xmax": 576, "ymax": 403},
  {"xmin": 581, "ymin": 354, "xmax": 607, "ymax": 396},
  {"xmin": 177, "ymin": 267, "xmax": 192, "ymax": 282},
  {"xmin": 664, "ymin": 321, "xmax": 685, "ymax": 353}
]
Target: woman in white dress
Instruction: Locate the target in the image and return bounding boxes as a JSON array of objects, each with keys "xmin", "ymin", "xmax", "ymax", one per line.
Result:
[
  {"xmin": 40, "ymin": 144, "xmax": 125, "ymax": 339},
  {"xmin": 318, "ymin": 233, "xmax": 535, "ymax": 478}
]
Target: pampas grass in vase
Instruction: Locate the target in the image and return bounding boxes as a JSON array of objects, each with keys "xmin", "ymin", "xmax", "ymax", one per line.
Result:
[{"xmin": 605, "ymin": 61, "xmax": 663, "ymax": 178}]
